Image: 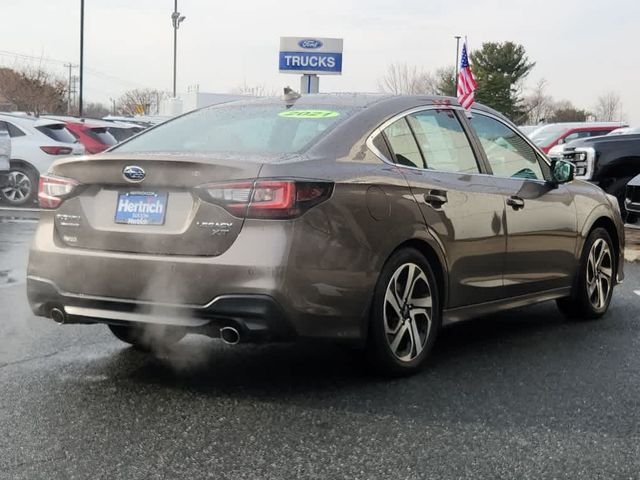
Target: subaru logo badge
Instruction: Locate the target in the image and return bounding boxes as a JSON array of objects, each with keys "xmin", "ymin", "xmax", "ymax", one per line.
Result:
[
  {"xmin": 298, "ymin": 39, "xmax": 323, "ymax": 49},
  {"xmin": 123, "ymin": 165, "xmax": 145, "ymax": 183}
]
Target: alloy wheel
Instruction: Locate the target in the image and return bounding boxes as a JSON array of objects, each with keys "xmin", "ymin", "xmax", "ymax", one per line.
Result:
[
  {"xmin": 1, "ymin": 171, "xmax": 32, "ymax": 204},
  {"xmin": 383, "ymin": 262, "xmax": 433, "ymax": 362},
  {"xmin": 586, "ymin": 238, "xmax": 613, "ymax": 310}
]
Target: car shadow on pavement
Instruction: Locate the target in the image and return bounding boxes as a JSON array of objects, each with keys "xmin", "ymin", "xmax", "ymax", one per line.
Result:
[{"xmin": 97, "ymin": 301, "xmax": 580, "ymax": 397}]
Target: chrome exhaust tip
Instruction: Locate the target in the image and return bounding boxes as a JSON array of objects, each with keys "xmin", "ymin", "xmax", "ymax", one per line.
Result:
[
  {"xmin": 50, "ymin": 307, "xmax": 66, "ymax": 325},
  {"xmin": 220, "ymin": 326, "xmax": 240, "ymax": 345}
]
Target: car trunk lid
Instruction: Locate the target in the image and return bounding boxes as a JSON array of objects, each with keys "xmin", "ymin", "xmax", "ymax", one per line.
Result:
[{"xmin": 49, "ymin": 153, "xmax": 265, "ymax": 256}]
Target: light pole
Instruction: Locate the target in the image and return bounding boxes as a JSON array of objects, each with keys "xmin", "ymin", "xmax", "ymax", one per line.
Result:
[
  {"xmin": 454, "ymin": 35, "xmax": 461, "ymax": 95},
  {"xmin": 79, "ymin": 0, "xmax": 85, "ymax": 116},
  {"xmin": 171, "ymin": 0, "xmax": 186, "ymax": 98}
]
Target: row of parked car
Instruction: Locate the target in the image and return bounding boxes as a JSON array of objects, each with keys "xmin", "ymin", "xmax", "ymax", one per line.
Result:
[
  {"xmin": 521, "ymin": 121, "xmax": 640, "ymax": 222},
  {"xmin": 0, "ymin": 113, "xmax": 150, "ymax": 206}
]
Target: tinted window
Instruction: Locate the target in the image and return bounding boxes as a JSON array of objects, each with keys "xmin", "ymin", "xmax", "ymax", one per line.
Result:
[
  {"xmin": 116, "ymin": 104, "xmax": 354, "ymax": 155},
  {"xmin": 86, "ymin": 127, "xmax": 118, "ymax": 146},
  {"xmin": 36, "ymin": 124, "xmax": 76, "ymax": 143},
  {"xmin": 407, "ymin": 110, "xmax": 479, "ymax": 173},
  {"xmin": 109, "ymin": 127, "xmax": 138, "ymax": 142},
  {"xmin": 564, "ymin": 131, "xmax": 590, "ymax": 143},
  {"xmin": 371, "ymin": 133, "xmax": 392, "ymax": 160},
  {"xmin": 529, "ymin": 125, "xmax": 569, "ymax": 147},
  {"xmin": 471, "ymin": 114, "xmax": 544, "ymax": 180},
  {"xmin": 4, "ymin": 121, "xmax": 25, "ymax": 138},
  {"xmin": 382, "ymin": 118, "xmax": 424, "ymax": 168}
]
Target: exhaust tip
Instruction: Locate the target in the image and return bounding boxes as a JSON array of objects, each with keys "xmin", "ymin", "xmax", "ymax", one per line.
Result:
[
  {"xmin": 220, "ymin": 326, "xmax": 240, "ymax": 345},
  {"xmin": 50, "ymin": 307, "xmax": 66, "ymax": 325}
]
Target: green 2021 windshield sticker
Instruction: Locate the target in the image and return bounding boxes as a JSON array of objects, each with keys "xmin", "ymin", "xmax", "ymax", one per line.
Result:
[{"xmin": 278, "ymin": 110, "xmax": 340, "ymax": 119}]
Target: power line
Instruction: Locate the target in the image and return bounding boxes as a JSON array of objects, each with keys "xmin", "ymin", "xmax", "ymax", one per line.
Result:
[{"xmin": 0, "ymin": 49, "xmax": 153, "ymax": 89}]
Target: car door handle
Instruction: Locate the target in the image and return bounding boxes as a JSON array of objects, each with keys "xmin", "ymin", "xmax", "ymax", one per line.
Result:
[
  {"xmin": 506, "ymin": 195, "xmax": 525, "ymax": 210},
  {"xmin": 424, "ymin": 190, "xmax": 448, "ymax": 207}
]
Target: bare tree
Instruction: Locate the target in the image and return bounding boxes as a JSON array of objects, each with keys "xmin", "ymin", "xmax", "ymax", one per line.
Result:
[
  {"xmin": 0, "ymin": 66, "xmax": 67, "ymax": 115},
  {"xmin": 522, "ymin": 79, "xmax": 555, "ymax": 124},
  {"xmin": 231, "ymin": 82, "xmax": 277, "ymax": 97},
  {"xmin": 83, "ymin": 102, "xmax": 110, "ymax": 119},
  {"xmin": 594, "ymin": 91, "xmax": 623, "ymax": 121},
  {"xmin": 116, "ymin": 89, "xmax": 167, "ymax": 116},
  {"xmin": 378, "ymin": 63, "xmax": 437, "ymax": 95}
]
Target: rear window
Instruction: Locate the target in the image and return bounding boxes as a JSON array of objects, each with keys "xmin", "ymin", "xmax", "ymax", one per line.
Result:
[
  {"xmin": 109, "ymin": 127, "xmax": 143, "ymax": 142},
  {"xmin": 529, "ymin": 125, "xmax": 569, "ymax": 147},
  {"xmin": 86, "ymin": 127, "xmax": 118, "ymax": 146},
  {"xmin": 115, "ymin": 104, "xmax": 354, "ymax": 155},
  {"xmin": 36, "ymin": 124, "xmax": 77, "ymax": 143}
]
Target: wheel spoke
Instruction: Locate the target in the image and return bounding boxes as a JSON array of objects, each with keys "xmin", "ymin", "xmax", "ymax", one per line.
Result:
[
  {"xmin": 412, "ymin": 294, "xmax": 432, "ymax": 309},
  {"xmin": 595, "ymin": 241, "xmax": 606, "ymax": 268},
  {"xmin": 600, "ymin": 266, "xmax": 613, "ymax": 280},
  {"xmin": 588, "ymin": 280, "xmax": 597, "ymax": 297},
  {"xmin": 409, "ymin": 318, "xmax": 423, "ymax": 357},
  {"xmin": 597, "ymin": 279, "xmax": 605, "ymax": 309},
  {"xmin": 384, "ymin": 288, "xmax": 403, "ymax": 321},
  {"xmin": 401, "ymin": 264, "xmax": 416, "ymax": 303},
  {"xmin": 389, "ymin": 322, "xmax": 410, "ymax": 354}
]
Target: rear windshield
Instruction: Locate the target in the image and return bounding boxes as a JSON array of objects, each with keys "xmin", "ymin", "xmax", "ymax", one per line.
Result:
[
  {"xmin": 109, "ymin": 127, "xmax": 143, "ymax": 142},
  {"xmin": 36, "ymin": 124, "xmax": 77, "ymax": 144},
  {"xmin": 115, "ymin": 104, "xmax": 354, "ymax": 155},
  {"xmin": 87, "ymin": 127, "xmax": 118, "ymax": 146},
  {"xmin": 529, "ymin": 126, "xmax": 571, "ymax": 147}
]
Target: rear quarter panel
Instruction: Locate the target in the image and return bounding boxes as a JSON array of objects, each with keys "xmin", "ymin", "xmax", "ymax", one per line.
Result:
[
  {"xmin": 570, "ymin": 180, "xmax": 625, "ymax": 280},
  {"xmin": 258, "ymin": 151, "xmax": 438, "ymax": 340}
]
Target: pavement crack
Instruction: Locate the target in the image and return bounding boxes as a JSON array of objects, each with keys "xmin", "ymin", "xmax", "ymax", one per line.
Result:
[
  {"xmin": 0, "ymin": 339, "xmax": 109, "ymax": 370},
  {"xmin": 0, "ymin": 350, "xmax": 62, "ymax": 370},
  {"xmin": 7, "ymin": 453, "xmax": 68, "ymax": 472}
]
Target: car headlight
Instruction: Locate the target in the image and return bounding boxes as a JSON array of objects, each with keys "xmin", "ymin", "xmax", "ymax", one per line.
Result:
[{"xmin": 573, "ymin": 147, "xmax": 595, "ymax": 180}]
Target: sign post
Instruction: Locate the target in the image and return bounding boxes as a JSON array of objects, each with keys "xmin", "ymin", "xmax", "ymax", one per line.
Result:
[{"xmin": 279, "ymin": 37, "xmax": 343, "ymax": 94}]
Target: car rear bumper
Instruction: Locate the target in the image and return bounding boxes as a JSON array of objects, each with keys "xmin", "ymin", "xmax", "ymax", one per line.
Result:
[
  {"xmin": 27, "ymin": 275, "xmax": 296, "ymax": 341},
  {"xmin": 27, "ymin": 212, "xmax": 373, "ymax": 341}
]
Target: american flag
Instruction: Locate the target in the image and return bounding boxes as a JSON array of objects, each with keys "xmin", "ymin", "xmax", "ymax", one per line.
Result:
[{"xmin": 457, "ymin": 43, "xmax": 478, "ymax": 109}]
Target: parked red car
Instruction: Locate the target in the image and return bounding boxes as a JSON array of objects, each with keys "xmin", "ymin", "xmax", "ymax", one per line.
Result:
[
  {"xmin": 529, "ymin": 122, "xmax": 626, "ymax": 153},
  {"xmin": 62, "ymin": 120, "xmax": 118, "ymax": 154}
]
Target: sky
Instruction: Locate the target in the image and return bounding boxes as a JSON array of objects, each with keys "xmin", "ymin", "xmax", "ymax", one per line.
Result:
[{"xmin": 1, "ymin": 0, "xmax": 638, "ymax": 123}]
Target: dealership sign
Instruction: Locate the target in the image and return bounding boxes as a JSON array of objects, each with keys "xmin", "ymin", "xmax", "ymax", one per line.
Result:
[{"xmin": 279, "ymin": 37, "xmax": 343, "ymax": 75}]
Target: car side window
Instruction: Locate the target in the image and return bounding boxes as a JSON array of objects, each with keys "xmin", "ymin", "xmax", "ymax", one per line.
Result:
[
  {"xmin": 407, "ymin": 109, "xmax": 479, "ymax": 174},
  {"xmin": 471, "ymin": 114, "xmax": 544, "ymax": 180},
  {"xmin": 382, "ymin": 118, "xmax": 424, "ymax": 169},
  {"xmin": 5, "ymin": 121, "xmax": 25, "ymax": 138}
]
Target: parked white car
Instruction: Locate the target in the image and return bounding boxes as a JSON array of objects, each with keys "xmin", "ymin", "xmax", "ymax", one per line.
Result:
[
  {"xmin": 0, "ymin": 113, "xmax": 84, "ymax": 206},
  {"xmin": 0, "ymin": 123, "xmax": 10, "ymax": 187}
]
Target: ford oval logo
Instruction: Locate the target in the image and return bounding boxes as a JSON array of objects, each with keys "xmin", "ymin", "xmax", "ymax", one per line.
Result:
[
  {"xmin": 298, "ymin": 39, "xmax": 323, "ymax": 49},
  {"xmin": 123, "ymin": 165, "xmax": 145, "ymax": 182}
]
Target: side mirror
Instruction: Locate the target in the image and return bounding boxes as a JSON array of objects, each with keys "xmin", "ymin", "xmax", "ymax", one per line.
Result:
[
  {"xmin": 556, "ymin": 138, "xmax": 564, "ymax": 145},
  {"xmin": 551, "ymin": 159, "xmax": 575, "ymax": 184}
]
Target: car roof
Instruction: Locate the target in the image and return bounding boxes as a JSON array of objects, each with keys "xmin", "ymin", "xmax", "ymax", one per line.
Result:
[
  {"xmin": 0, "ymin": 113, "xmax": 66, "ymax": 128},
  {"xmin": 203, "ymin": 92, "xmax": 510, "ymax": 122},
  {"xmin": 534, "ymin": 122, "xmax": 627, "ymax": 131},
  {"xmin": 42, "ymin": 115, "xmax": 126, "ymax": 129}
]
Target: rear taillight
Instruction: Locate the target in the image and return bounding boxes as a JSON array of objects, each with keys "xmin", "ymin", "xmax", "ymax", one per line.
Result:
[
  {"xmin": 38, "ymin": 174, "xmax": 79, "ymax": 209},
  {"xmin": 40, "ymin": 146, "xmax": 73, "ymax": 155},
  {"xmin": 198, "ymin": 179, "xmax": 333, "ymax": 219}
]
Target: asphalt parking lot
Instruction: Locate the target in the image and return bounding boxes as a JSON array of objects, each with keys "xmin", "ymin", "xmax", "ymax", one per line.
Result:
[{"xmin": 1, "ymin": 208, "xmax": 640, "ymax": 480}]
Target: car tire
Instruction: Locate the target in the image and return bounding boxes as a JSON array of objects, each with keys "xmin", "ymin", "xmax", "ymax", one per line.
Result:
[
  {"xmin": 366, "ymin": 248, "xmax": 441, "ymax": 376},
  {"xmin": 556, "ymin": 227, "xmax": 616, "ymax": 320},
  {"xmin": 605, "ymin": 176, "xmax": 633, "ymax": 218},
  {"xmin": 108, "ymin": 324, "xmax": 186, "ymax": 351},
  {"xmin": 0, "ymin": 166, "xmax": 38, "ymax": 207}
]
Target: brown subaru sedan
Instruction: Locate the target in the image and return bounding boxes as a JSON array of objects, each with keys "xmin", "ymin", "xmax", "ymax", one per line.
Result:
[{"xmin": 27, "ymin": 94, "xmax": 624, "ymax": 375}]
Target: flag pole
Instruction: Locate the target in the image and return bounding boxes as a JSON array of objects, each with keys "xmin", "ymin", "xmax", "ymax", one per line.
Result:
[{"xmin": 454, "ymin": 35, "xmax": 462, "ymax": 95}]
